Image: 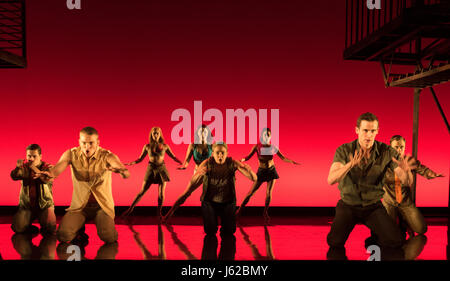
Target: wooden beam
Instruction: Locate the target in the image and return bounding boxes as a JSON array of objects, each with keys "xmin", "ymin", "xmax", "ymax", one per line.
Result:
[
  {"xmin": 389, "ymin": 63, "xmax": 450, "ymax": 87},
  {"xmin": 380, "ymin": 61, "xmax": 388, "ymax": 87}
]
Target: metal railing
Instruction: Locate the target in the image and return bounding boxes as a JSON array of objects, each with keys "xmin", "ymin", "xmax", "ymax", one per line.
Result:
[
  {"xmin": 345, "ymin": 0, "xmax": 445, "ymax": 49},
  {"xmin": 0, "ymin": 0, "xmax": 25, "ymax": 59}
]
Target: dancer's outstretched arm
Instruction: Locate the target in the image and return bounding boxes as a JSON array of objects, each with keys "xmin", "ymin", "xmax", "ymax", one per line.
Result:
[
  {"xmin": 125, "ymin": 144, "xmax": 148, "ymax": 166},
  {"xmin": 39, "ymin": 150, "xmax": 71, "ymax": 179},
  {"xmin": 107, "ymin": 153, "xmax": 130, "ymax": 179},
  {"xmin": 415, "ymin": 161, "xmax": 444, "ymax": 179},
  {"xmin": 178, "ymin": 144, "xmax": 194, "ymax": 169},
  {"xmin": 235, "ymin": 160, "xmax": 257, "ymax": 181},
  {"xmin": 241, "ymin": 145, "xmax": 257, "ymax": 162},
  {"xmin": 166, "ymin": 144, "xmax": 183, "ymax": 165},
  {"xmin": 276, "ymin": 150, "xmax": 300, "ymax": 165},
  {"xmin": 30, "ymin": 163, "xmax": 53, "ymax": 183}
]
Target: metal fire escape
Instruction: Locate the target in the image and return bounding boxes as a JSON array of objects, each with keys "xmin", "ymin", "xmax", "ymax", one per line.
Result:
[
  {"xmin": 344, "ymin": 0, "xmax": 450, "ymax": 259},
  {"xmin": 0, "ymin": 0, "xmax": 26, "ymax": 68}
]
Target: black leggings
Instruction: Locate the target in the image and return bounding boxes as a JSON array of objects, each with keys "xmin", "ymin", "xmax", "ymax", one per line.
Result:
[
  {"xmin": 201, "ymin": 201, "xmax": 236, "ymax": 236},
  {"xmin": 327, "ymin": 200, "xmax": 404, "ymax": 260}
]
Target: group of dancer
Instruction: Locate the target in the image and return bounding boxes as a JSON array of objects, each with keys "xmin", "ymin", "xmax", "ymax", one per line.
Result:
[
  {"xmin": 9, "ymin": 124, "xmax": 299, "ymax": 247},
  {"xmin": 9, "ymin": 112, "xmax": 443, "ymax": 260}
]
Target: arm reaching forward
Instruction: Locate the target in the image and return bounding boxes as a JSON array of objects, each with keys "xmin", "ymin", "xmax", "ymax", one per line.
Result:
[
  {"xmin": 39, "ymin": 150, "xmax": 72, "ymax": 180},
  {"xmin": 328, "ymin": 149, "xmax": 364, "ymax": 185},
  {"xmin": 107, "ymin": 153, "xmax": 130, "ymax": 179},
  {"xmin": 125, "ymin": 144, "xmax": 148, "ymax": 166},
  {"xmin": 392, "ymin": 154, "xmax": 417, "ymax": 186},
  {"xmin": 235, "ymin": 160, "xmax": 257, "ymax": 182}
]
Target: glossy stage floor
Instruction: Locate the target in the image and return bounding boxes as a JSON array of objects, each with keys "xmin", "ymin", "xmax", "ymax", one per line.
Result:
[{"xmin": 0, "ymin": 214, "xmax": 448, "ymax": 261}]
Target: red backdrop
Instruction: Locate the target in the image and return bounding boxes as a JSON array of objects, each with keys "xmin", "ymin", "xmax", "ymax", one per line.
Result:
[{"xmin": 0, "ymin": 0, "xmax": 448, "ymax": 207}]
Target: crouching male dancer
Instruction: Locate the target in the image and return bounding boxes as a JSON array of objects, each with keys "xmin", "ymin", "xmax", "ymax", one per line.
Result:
[
  {"xmin": 383, "ymin": 135, "xmax": 443, "ymax": 237},
  {"xmin": 326, "ymin": 112, "xmax": 416, "ymax": 260},
  {"xmin": 41, "ymin": 127, "xmax": 129, "ymax": 244},
  {"xmin": 164, "ymin": 142, "xmax": 257, "ymax": 237},
  {"xmin": 10, "ymin": 144, "xmax": 56, "ymax": 235}
]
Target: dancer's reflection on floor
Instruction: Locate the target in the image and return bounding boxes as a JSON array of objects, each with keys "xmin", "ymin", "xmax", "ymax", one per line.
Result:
[
  {"xmin": 128, "ymin": 219, "xmax": 166, "ymax": 260},
  {"xmin": 239, "ymin": 225, "xmax": 275, "ymax": 260},
  {"xmin": 11, "ymin": 231, "xmax": 57, "ymax": 260},
  {"xmin": 56, "ymin": 237, "xmax": 118, "ymax": 260},
  {"xmin": 164, "ymin": 224, "xmax": 197, "ymax": 260},
  {"xmin": 365, "ymin": 222, "xmax": 427, "ymax": 260},
  {"xmin": 202, "ymin": 234, "xmax": 236, "ymax": 260}
]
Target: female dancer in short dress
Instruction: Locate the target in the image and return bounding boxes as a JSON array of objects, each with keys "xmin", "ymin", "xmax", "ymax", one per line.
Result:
[
  {"xmin": 122, "ymin": 127, "xmax": 182, "ymax": 219},
  {"xmin": 178, "ymin": 124, "xmax": 213, "ymax": 173},
  {"xmin": 236, "ymin": 128, "xmax": 300, "ymax": 222}
]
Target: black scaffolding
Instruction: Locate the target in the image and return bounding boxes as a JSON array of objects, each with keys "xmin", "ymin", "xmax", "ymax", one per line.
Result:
[{"xmin": 0, "ymin": 0, "xmax": 26, "ymax": 68}]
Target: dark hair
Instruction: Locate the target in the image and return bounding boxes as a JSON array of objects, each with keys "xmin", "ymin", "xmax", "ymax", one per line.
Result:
[
  {"xmin": 26, "ymin": 144, "xmax": 42, "ymax": 155},
  {"xmin": 259, "ymin": 128, "xmax": 271, "ymax": 143},
  {"xmin": 194, "ymin": 124, "xmax": 213, "ymax": 144},
  {"xmin": 212, "ymin": 141, "xmax": 228, "ymax": 151},
  {"xmin": 356, "ymin": 112, "xmax": 379, "ymax": 128},
  {"xmin": 80, "ymin": 126, "xmax": 98, "ymax": 136},
  {"xmin": 390, "ymin": 135, "xmax": 406, "ymax": 144}
]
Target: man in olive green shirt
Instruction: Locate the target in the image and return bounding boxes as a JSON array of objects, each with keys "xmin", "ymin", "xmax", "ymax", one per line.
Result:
[
  {"xmin": 10, "ymin": 144, "xmax": 56, "ymax": 235},
  {"xmin": 327, "ymin": 112, "xmax": 416, "ymax": 260}
]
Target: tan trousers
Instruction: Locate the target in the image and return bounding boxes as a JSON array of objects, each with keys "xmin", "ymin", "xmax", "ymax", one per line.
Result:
[
  {"xmin": 11, "ymin": 207, "xmax": 56, "ymax": 235},
  {"xmin": 382, "ymin": 200, "xmax": 427, "ymax": 235},
  {"xmin": 57, "ymin": 203, "xmax": 118, "ymax": 244},
  {"xmin": 12, "ymin": 233, "xmax": 57, "ymax": 260}
]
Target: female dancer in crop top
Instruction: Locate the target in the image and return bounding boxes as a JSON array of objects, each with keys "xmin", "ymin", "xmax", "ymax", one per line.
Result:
[
  {"xmin": 236, "ymin": 128, "xmax": 300, "ymax": 222},
  {"xmin": 122, "ymin": 127, "xmax": 182, "ymax": 219},
  {"xmin": 178, "ymin": 124, "xmax": 213, "ymax": 173}
]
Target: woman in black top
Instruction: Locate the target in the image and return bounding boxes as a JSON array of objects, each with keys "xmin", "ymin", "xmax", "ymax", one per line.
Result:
[{"xmin": 236, "ymin": 128, "xmax": 300, "ymax": 222}]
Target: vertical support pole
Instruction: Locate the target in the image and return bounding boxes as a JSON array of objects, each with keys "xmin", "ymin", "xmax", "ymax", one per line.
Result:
[
  {"xmin": 448, "ymin": 175, "xmax": 450, "ymax": 260},
  {"xmin": 345, "ymin": 0, "xmax": 348, "ymax": 48},
  {"xmin": 447, "ymin": 178, "xmax": 450, "ymax": 260},
  {"xmin": 412, "ymin": 88, "xmax": 421, "ymax": 203}
]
